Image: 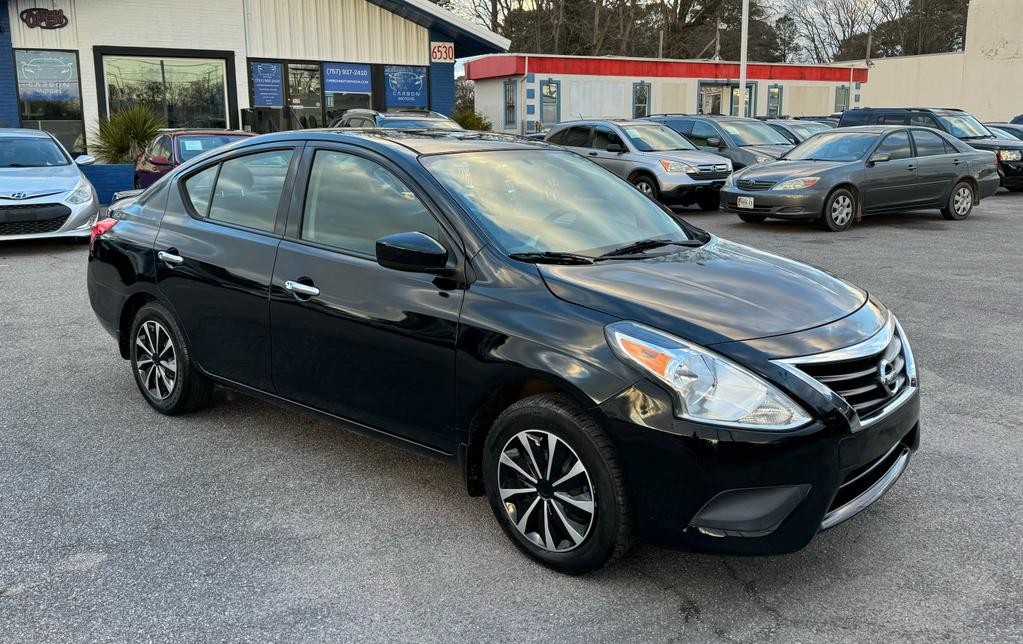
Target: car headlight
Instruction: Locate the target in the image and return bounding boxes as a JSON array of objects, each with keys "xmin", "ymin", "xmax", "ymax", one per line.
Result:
[
  {"xmin": 606, "ymin": 321, "xmax": 811, "ymax": 430},
  {"xmin": 660, "ymin": 159, "xmax": 699, "ymax": 174},
  {"xmin": 65, "ymin": 181, "xmax": 95, "ymax": 205},
  {"xmin": 772, "ymin": 177, "xmax": 821, "ymax": 190},
  {"xmin": 723, "ymin": 172, "xmax": 735, "ymax": 187},
  {"xmin": 754, "ymin": 155, "xmax": 773, "ymax": 164},
  {"xmin": 998, "ymin": 149, "xmax": 1022, "ymax": 162}
]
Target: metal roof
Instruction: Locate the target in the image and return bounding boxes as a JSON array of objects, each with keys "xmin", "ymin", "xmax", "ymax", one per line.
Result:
[{"xmin": 365, "ymin": 0, "xmax": 509, "ymax": 57}]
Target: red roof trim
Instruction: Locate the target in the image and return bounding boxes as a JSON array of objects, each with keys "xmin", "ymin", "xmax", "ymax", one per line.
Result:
[{"xmin": 465, "ymin": 55, "xmax": 868, "ymax": 83}]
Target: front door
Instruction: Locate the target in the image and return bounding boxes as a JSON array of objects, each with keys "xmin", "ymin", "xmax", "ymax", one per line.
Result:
[
  {"xmin": 588, "ymin": 125, "xmax": 631, "ymax": 178},
  {"xmin": 270, "ymin": 146, "xmax": 463, "ymax": 451},
  {"xmin": 155, "ymin": 146, "xmax": 299, "ymax": 390},
  {"xmin": 861, "ymin": 130, "xmax": 917, "ymax": 212}
]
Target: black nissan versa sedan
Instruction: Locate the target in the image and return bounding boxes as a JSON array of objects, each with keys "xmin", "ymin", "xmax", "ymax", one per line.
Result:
[{"xmin": 87, "ymin": 130, "xmax": 920, "ymax": 573}]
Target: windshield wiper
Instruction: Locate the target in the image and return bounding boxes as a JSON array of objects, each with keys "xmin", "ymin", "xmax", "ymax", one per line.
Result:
[
  {"xmin": 597, "ymin": 238, "xmax": 704, "ymax": 259},
  {"xmin": 508, "ymin": 251, "xmax": 595, "ymax": 265}
]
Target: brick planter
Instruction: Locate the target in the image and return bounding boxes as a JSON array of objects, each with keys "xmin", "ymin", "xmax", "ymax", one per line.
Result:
[{"xmin": 80, "ymin": 164, "xmax": 135, "ymax": 205}]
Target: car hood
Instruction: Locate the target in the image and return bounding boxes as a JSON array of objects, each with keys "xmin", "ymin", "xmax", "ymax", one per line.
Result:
[
  {"xmin": 0, "ymin": 165, "xmax": 81, "ymax": 199},
  {"xmin": 539, "ymin": 237, "xmax": 866, "ymax": 346},
  {"xmin": 742, "ymin": 144, "xmax": 794, "ymax": 159},
  {"xmin": 961, "ymin": 136, "xmax": 1023, "ymax": 151},
  {"xmin": 736, "ymin": 159, "xmax": 848, "ymax": 182},
  {"xmin": 656, "ymin": 149, "xmax": 731, "ymax": 166}
]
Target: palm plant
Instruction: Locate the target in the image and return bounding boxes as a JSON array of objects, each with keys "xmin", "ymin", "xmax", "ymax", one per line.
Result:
[{"xmin": 89, "ymin": 106, "xmax": 165, "ymax": 164}]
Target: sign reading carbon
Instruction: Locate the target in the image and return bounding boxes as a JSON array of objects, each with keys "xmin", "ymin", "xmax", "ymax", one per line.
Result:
[{"xmin": 20, "ymin": 7, "xmax": 69, "ymax": 29}]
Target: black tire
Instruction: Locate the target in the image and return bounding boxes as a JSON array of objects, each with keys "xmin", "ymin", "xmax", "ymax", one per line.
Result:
[
  {"xmin": 129, "ymin": 301, "xmax": 214, "ymax": 415},
  {"xmin": 818, "ymin": 188, "xmax": 856, "ymax": 231},
  {"xmin": 738, "ymin": 213, "xmax": 767, "ymax": 223},
  {"xmin": 483, "ymin": 393, "xmax": 634, "ymax": 574},
  {"xmin": 941, "ymin": 181, "xmax": 974, "ymax": 220},
  {"xmin": 696, "ymin": 193, "xmax": 719, "ymax": 211},
  {"xmin": 631, "ymin": 174, "xmax": 660, "ymax": 201}
]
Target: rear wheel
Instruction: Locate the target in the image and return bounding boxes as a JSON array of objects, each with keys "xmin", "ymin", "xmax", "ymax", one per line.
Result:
[
  {"xmin": 819, "ymin": 188, "xmax": 856, "ymax": 231},
  {"xmin": 941, "ymin": 181, "xmax": 974, "ymax": 220},
  {"xmin": 738, "ymin": 213, "xmax": 767, "ymax": 223},
  {"xmin": 631, "ymin": 174, "xmax": 660, "ymax": 201},
  {"xmin": 483, "ymin": 394, "xmax": 633, "ymax": 574},
  {"xmin": 697, "ymin": 193, "xmax": 719, "ymax": 211},
  {"xmin": 129, "ymin": 302, "xmax": 214, "ymax": 415}
]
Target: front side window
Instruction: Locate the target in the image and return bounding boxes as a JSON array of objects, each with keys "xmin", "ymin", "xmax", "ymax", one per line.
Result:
[
  {"xmin": 592, "ymin": 127, "xmax": 625, "ymax": 151},
  {"xmin": 911, "ymin": 130, "xmax": 949, "ymax": 157},
  {"xmin": 621, "ymin": 124, "xmax": 696, "ymax": 152},
  {"xmin": 785, "ymin": 132, "xmax": 877, "ymax": 162},
  {"xmin": 504, "ymin": 81, "xmax": 517, "ymax": 128},
  {"xmin": 423, "ymin": 150, "xmax": 689, "ymax": 256},
  {"xmin": 104, "ymin": 55, "xmax": 228, "ymax": 128},
  {"xmin": 0, "ymin": 136, "xmax": 70, "ymax": 168},
  {"xmin": 937, "ymin": 113, "xmax": 991, "ymax": 139},
  {"xmin": 688, "ymin": 121, "xmax": 718, "ymax": 146},
  {"xmin": 632, "ymin": 83, "xmax": 650, "ymax": 119},
  {"xmin": 302, "ymin": 150, "xmax": 438, "ymax": 256},
  {"xmin": 206, "ymin": 150, "xmax": 293, "ymax": 232},
  {"xmin": 876, "ymin": 131, "xmax": 912, "ymax": 160},
  {"xmin": 14, "ymin": 50, "xmax": 85, "ymax": 155}
]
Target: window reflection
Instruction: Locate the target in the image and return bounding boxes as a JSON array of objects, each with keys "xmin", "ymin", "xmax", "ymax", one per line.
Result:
[
  {"xmin": 15, "ymin": 50, "xmax": 85, "ymax": 154},
  {"xmin": 104, "ymin": 56, "xmax": 228, "ymax": 128}
]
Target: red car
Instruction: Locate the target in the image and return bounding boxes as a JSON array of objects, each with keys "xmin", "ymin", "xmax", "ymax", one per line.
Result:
[{"xmin": 134, "ymin": 129, "xmax": 254, "ymax": 188}]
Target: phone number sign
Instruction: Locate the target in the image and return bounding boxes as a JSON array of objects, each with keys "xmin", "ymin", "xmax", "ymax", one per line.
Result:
[{"xmin": 430, "ymin": 42, "xmax": 455, "ymax": 63}]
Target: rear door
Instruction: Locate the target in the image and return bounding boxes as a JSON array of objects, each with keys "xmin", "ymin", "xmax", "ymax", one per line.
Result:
[
  {"xmin": 154, "ymin": 144, "xmax": 300, "ymax": 390},
  {"xmin": 269, "ymin": 144, "xmax": 464, "ymax": 450},
  {"xmin": 910, "ymin": 129, "xmax": 957, "ymax": 206},
  {"xmin": 861, "ymin": 130, "xmax": 918, "ymax": 212}
]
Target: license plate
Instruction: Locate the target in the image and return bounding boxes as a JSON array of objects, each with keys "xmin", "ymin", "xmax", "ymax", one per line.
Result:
[{"xmin": 737, "ymin": 196, "xmax": 755, "ymax": 209}]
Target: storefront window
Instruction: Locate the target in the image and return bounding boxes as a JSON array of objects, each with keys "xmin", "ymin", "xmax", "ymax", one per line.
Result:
[
  {"xmin": 768, "ymin": 85, "xmax": 783, "ymax": 117},
  {"xmin": 104, "ymin": 56, "xmax": 228, "ymax": 128},
  {"xmin": 632, "ymin": 82, "xmax": 650, "ymax": 119},
  {"xmin": 699, "ymin": 85, "xmax": 724, "ymax": 115},
  {"xmin": 835, "ymin": 86, "xmax": 850, "ymax": 112},
  {"xmin": 384, "ymin": 66, "xmax": 429, "ymax": 109},
  {"xmin": 504, "ymin": 80, "xmax": 517, "ymax": 128},
  {"xmin": 15, "ymin": 50, "xmax": 85, "ymax": 155},
  {"xmin": 288, "ymin": 63, "xmax": 323, "ymax": 128},
  {"xmin": 323, "ymin": 63, "xmax": 372, "ymax": 124},
  {"xmin": 540, "ymin": 80, "xmax": 559, "ymax": 126},
  {"xmin": 730, "ymin": 85, "xmax": 754, "ymax": 117}
]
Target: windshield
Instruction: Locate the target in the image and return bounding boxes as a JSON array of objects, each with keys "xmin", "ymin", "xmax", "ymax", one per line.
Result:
[
  {"xmin": 175, "ymin": 135, "xmax": 249, "ymax": 162},
  {"xmin": 381, "ymin": 118, "xmax": 462, "ymax": 130},
  {"xmin": 0, "ymin": 137, "xmax": 70, "ymax": 167},
  {"xmin": 938, "ymin": 113, "xmax": 992, "ymax": 139},
  {"xmin": 422, "ymin": 150, "xmax": 689, "ymax": 256},
  {"xmin": 721, "ymin": 120, "xmax": 791, "ymax": 146},
  {"xmin": 784, "ymin": 132, "xmax": 877, "ymax": 162},
  {"xmin": 621, "ymin": 124, "xmax": 696, "ymax": 152}
]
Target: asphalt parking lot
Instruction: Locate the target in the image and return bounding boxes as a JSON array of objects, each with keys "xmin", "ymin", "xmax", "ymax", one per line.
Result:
[{"xmin": 2, "ymin": 194, "xmax": 1022, "ymax": 643}]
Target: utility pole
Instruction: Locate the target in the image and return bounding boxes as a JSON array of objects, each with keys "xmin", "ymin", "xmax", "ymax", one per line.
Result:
[{"xmin": 737, "ymin": 0, "xmax": 749, "ymax": 117}]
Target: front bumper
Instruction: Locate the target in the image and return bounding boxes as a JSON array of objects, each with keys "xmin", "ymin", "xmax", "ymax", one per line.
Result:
[
  {"xmin": 0, "ymin": 197, "xmax": 100, "ymax": 241},
  {"xmin": 659, "ymin": 176, "xmax": 727, "ymax": 204},
  {"xmin": 719, "ymin": 187, "xmax": 825, "ymax": 219},
  {"xmin": 997, "ymin": 159, "xmax": 1023, "ymax": 188},
  {"xmin": 596, "ymin": 379, "xmax": 920, "ymax": 555}
]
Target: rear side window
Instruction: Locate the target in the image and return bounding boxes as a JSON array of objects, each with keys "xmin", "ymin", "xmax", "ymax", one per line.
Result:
[
  {"xmin": 562, "ymin": 127, "xmax": 591, "ymax": 147},
  {"xmin": 301, "ymin": 150, "xmax": 439, "ymax": 256},
  {"xmin": 910, "ymin": 114, "xmax": 939, "ymax": 128},
  {"xmin": 184, "ymin": 165, "xmax": 219, "ymax": 215},
  {"xmin": 206, "ymin": 149, "xmax": 293, "ymax": 232},
  {"xmin": 665, "ymin": 119, "xmax": 694, "ymax": 135},
  {"xmin": 876, "ymin": 131, "xmax": 912, "ymax": 160},
  {"xmin": 689, "ymin": 121, "xmax": 719, "ymax": 146},
  {"xmin": 839, "ymin": 110, "xmax": 872, "ymax": 126},
  {"xmin": 878, "ymin": 114, "xmax": 909, "ymax": 125},
  {"xmin": 546, "ymin": 128, "xmax": 568, "ymax": 144},
  {"xmin": 912, "ymin": 130, "xmax": 948, "ymax": 157}
]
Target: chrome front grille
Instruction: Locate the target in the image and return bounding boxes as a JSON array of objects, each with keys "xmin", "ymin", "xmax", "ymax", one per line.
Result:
[
  {"xmin": 696, "ymin": 164, "xmax": 731, "ymax": 179},
  {"xmin": 778, "ymin": 315, "xmax": 917, "ymax": 427},
  {"xmin": 736, "ymin": 178, "xmax": 775, "ymax": 191}
]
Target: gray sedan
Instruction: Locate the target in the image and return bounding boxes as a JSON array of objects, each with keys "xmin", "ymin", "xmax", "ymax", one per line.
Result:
[{"xmin": 720, "ymin": 126, "xmax": 1000, "ymax": 231}]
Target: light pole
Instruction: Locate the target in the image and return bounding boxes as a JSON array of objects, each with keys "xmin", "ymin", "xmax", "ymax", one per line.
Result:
[{"xmin": 737, "ymin": 0, "xmax": 750, "ymax": 117}]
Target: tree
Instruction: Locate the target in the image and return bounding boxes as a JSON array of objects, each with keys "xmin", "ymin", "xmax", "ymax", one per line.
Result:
[
  {"xmin": 774, "ymin": 15, "xmax": 801, "ymax": 62},
  {"xmin": 454, "ymin": 76, "xmax": 475, "ymax": 115}
]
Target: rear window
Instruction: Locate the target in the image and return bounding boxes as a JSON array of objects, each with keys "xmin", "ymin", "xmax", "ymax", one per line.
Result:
[{"xmin": 176, "ymin": 135, "xmax": 250, "ymax": 162}]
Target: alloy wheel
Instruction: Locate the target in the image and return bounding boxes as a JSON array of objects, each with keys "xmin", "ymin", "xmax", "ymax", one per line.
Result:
[
  {"xmin": 497, "ymin": 430, "xmax": 596, "ymax": 553},
  {"xmin": 954, "ymin": 186, "xmax": 972, "ymax": 216},
  {"xmin": 636, "ymin": 180, "xmax": 654, "ymax": 195},
  {"xmin": 831, "ymin": 194, "xmax": 853, "ymax": 226},
  {"xmin": 135, "ymin": 320, "xmax": 177, "ymax": 400}
]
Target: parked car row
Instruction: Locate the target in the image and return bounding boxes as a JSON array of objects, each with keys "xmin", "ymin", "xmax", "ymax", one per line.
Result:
[{"xmin": 87, "ymin": 129, "xmax": 921, "ymax": 574}]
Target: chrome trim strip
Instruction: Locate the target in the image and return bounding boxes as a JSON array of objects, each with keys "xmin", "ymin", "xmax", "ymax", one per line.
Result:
[
  {"xmin": 857, "ymin": 384, "xmax": 916, "ymax": 429},
  {"xmin": 778, "ymin": 314, "xmax": 894, "ymax": 365},
  {"xmin": 820, "ymin": 446, "xmax": 910, "ymax": 530}
]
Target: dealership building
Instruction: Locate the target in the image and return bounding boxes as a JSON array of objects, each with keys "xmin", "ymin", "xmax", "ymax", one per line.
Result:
[{"xmin": 0, "ymin": 0, "xmax": 508, "ymax": 154}]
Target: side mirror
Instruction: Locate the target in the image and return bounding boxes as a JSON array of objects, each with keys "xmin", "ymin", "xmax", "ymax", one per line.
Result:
[
  {"xmin": 867, "ymin": 152, "xmax": 891, "ymax": 166},
  {"xmin": 376, "ymin": 231, "xmax": 449, "ymax": 274},
  {"xmin": 706, "ymin": 137, "xmax": 723, "ymax": 148},
  {"xmin": 74, "ymin": 154, "xmax": 96, "ymax": 166},
  {"xmin": 605, "ymin": 143, "xmax": 625, "ymax": 153},
  {"xmin": 150, "ymin": 156, "xmax": 171, "ymax": 166}
]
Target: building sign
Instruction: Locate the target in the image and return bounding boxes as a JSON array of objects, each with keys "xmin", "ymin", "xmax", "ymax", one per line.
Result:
[
  {"xmin": 251, "ymin": 62, "xmax": 284, "ymax": 107},
  {"xmin": 20, "ymin": 8, "xmax": 69, "ymax": 29},
  {"xmin": 15, "ymin": 51, "xmax": 79, "ymax": 101},
  {"xmin": 323, "ymin": 63, "xmax": 371, "ymax": 93},
  {"xmin": 430, "ymin": 42, "xmax": 455, "ymax": 63},
  {"xmin": 384, "ymin": 66, "xmax": 428, "ymax": 107}
]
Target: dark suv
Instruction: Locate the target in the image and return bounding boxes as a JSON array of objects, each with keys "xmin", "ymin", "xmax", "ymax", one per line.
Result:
[
  {"xmin": 87, "ymin": 130, "xmax": 919, "ymax": 574},
  {"xmin": 838, "ymin": 108, "xmax": 1023, "ymax": 191},
  {"xmin": 328, "ymin": 108, "xmax": 461, "ymax": 130},
  {"xmin": 644, "ymin": 115, "xmax": 794, "ymax": 169}
]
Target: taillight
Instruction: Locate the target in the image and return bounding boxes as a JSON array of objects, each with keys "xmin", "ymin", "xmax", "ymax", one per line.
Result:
[{"xmin": 89, "ymin": 217, "xmax": 118, "ymax": 252}]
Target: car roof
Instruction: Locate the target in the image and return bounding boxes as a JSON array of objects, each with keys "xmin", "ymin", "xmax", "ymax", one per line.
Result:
[
  {"xmin": 0, "ymin": 128, "xmax": 53, "ymax": 139},
  {"xmin": 846, "ymin": 107, "xmax": 963, "ymax": 114},
  {"xmin": 552, "ymin": 119, "xmax": 660, "ymax": 127},
  {"xmin": 162, "ymin": 128, "xmax": 253, "ymax": 136},
  {"xmin": 238, "ymin": 129, "xmax": 552, "ymax": 157},
  {"xmin": 824, "ymin": 125, "xmax": 906, "ymax": 134},
  {"xmin": 648, "ymin": 114, "xmax": 751, "ymax": 122}
]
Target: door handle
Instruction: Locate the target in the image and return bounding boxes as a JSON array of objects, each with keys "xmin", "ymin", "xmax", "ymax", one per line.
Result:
[
  {"xmin": 588, "ymin": 152, "xmax": 598, "ymax": 156},
  {"xmin": 906, "ymin": 164, "xmax": 916, "ymax": 171},
  {"xmin": 953, "ymin": 159, "xmax": 962, "ymax": 166},
  {"xmin": 284, "ymin": 280, "xmax": 320, "ymax": 297},
  {"xmin": 157, "ymin": 250, "xmax": 183, "ymax": 265}
]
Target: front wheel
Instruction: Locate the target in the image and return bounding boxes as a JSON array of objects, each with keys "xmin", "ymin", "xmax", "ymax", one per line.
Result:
[
  {"xmin": 819, "ymin": 188, "xmax": 856, "ymax": 231},
  {"xmin": 483, "ymin": 394, "xmax": 634, "ymax": 574},
  {"xmin": 631, "ymin": 175, "xmax": 660, "ymax": 201},
  {"xmin": 941, "ymin": 181, "xmax": 974, "ymax": 220},
  {"xmin": 129, "ymin": 302, "xmax": 214, "ymax": 415}
]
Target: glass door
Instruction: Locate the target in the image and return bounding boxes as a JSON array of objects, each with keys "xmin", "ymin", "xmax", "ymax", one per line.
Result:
[{"xmin": 287, "ymin": 63, "xmax": 322, "ymax": 129}]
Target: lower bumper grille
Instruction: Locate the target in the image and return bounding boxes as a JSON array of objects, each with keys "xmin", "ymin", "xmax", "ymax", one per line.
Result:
[
  {"xmin": 726, "ymin": 201, "xmax": 772, "ymax": 213},
  {"xmin": 0, "ymin": 203, "xmax": 72, "ymax": 236},
  {"xmin": 821, "ymin": 440, "xmax": 911, "ymax": 529}
]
